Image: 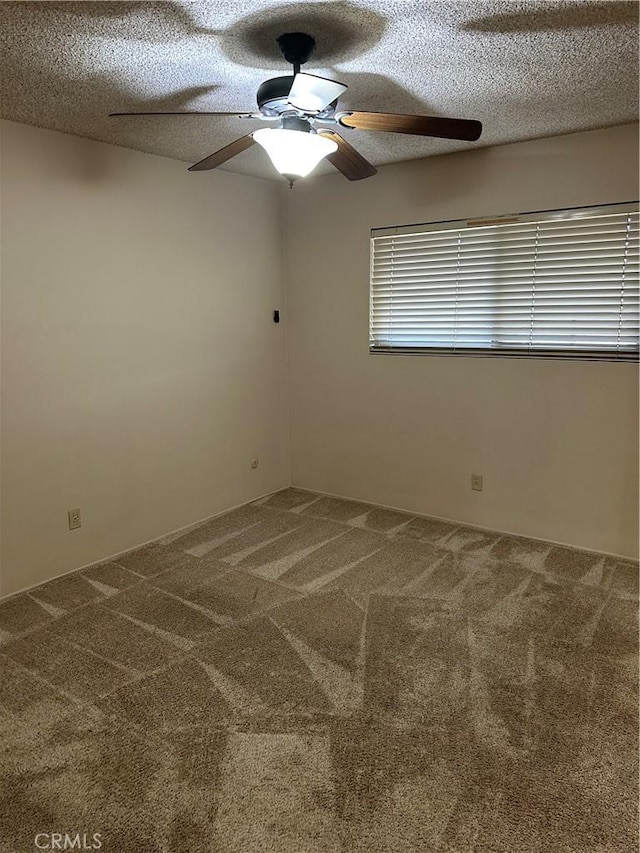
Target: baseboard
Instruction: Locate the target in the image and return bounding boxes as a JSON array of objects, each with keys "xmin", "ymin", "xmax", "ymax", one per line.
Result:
[{"xmin": 292, "ymin": 484, "xmax": 638, "ymax": 562}]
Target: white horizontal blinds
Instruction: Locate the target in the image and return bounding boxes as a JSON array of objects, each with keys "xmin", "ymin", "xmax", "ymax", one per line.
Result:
[{"xmin": 370, "ymin": 204, "xmax": 640, "ymax": 360}]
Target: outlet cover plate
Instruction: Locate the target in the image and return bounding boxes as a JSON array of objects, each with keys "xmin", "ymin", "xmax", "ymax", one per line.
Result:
[
  {"xmin": 471, "ymin": 474, "xmax": 483, "ymax": 492},
  {"xmin": 68, "ymin": 509, "xmax": 81, "ymax": 530}
]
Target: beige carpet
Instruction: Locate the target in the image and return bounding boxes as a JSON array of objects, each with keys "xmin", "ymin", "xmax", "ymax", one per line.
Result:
[{"xmin": 0, "ymin": 488, "xmax": 637, "ymax": 853}]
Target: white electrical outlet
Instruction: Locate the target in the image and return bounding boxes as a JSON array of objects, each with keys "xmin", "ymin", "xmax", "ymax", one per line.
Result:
[
  {"xmin": 471, "ymin": 474, "xmax": 483, "ymax": 492},
  {"xmin": 68, "ymin": 508, "xmax": 81, "ymax": 530}
]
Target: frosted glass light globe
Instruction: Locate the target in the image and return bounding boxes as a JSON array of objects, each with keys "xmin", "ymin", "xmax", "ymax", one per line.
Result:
[{"xmin": 253, "ymin": 129, "xmax": 337, "ymax": 181}]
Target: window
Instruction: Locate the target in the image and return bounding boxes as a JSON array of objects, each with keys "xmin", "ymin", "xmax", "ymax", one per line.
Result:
[{"xmin": 370, "ymin": 202, "xmax": 639, "ymax": 361}]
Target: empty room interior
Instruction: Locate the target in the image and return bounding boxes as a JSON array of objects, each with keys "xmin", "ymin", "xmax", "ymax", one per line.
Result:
[{"xmin": 0, "ymin": 2, "xmax": 638, "ymax": 852}]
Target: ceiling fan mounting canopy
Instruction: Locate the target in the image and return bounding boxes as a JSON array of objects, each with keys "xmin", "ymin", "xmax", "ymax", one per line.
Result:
[
  {"xmin": 276, "ymin": 32, "xmax": 316, "ymax": 71},
  {"xmin": 109, "ymin": 30, "xmax": 483, "ymax": 182}
]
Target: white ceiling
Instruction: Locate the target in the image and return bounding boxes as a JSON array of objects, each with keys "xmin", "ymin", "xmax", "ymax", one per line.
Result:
[{"xmin": 0, "ymin": 0, "xmax": 638, "ymax": 181}]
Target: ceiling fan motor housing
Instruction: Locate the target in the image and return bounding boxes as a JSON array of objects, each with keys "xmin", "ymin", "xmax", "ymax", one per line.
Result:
[
  {"xmin": 256, "ymin": 76, "xmax": 295, "ymax": 115},
  {"xmin": 256, "ymin": 76, "xmax": 338, "ymax": 118}
]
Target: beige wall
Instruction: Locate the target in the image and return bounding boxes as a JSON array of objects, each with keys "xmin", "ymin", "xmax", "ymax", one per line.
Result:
[
  {"xmin": 284, "ymin": 124, "xmax": 639, "ymax": 558},
  {"xmin": 1, "ymin": 120, "xmax": 289, "ymax": 596}
]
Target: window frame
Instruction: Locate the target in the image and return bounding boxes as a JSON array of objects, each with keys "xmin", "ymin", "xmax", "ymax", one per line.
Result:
[{"xmin": 369, "ymin": 201, "xmax": 640, "ymax": 362}]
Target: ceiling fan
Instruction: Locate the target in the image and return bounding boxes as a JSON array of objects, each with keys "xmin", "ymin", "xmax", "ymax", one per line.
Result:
[{"xmin": 110, "ymin": 32, "xmax": 483, "ymax": 186}]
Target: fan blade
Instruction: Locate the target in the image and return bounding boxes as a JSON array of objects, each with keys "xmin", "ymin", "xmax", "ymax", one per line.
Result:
[
  {"xmin": 109, "ymin": 111, "xmax": 256, "ymax": 118},
  {"xmin": 188, "ymin": 134, "xmax": 256, "ymax": 171},
  {"xmin": 336, "ymin": 111, "xmax": 482, "ymax": 141},
  {"xmin": 287, "ymin": 73, "xmax": 347, "ymax": 112},
  {"xmin": 318, "ymin": 131, "xmax": 377, "ymax": 181}
]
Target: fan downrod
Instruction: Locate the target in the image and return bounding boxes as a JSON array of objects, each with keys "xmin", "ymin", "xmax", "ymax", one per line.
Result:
[{"xmin": 276, "ymin": 32, "xmax": 316, "ymax": 74}]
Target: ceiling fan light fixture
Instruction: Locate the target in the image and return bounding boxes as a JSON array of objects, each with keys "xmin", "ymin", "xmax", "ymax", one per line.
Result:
[
  {"xmin": 110, "ymin": 29, "xmax": 482, "ymax": 181},
  {"xmin": 253, "ymin": 128, "xmax": 337, "ymax": 182}
]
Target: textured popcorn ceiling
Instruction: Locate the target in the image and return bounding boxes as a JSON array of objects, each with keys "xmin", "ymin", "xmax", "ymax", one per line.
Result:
[{"xmin": 0, "ymin": 0, "xmax": 638, "ymax": 181}]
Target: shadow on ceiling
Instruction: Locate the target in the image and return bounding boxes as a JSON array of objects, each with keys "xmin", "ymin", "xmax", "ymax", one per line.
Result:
[
  {"xmin": 216, "ymin": 2, "xmax": 387, "ymax": 68},
  {"xmin": 13, "ymin": 1, "xmax": 202, "ymax": 40},
  {"xmin": 106, "ymin": 84, "xmax": 222, "ymax": 113},
  {"xmin": 326, "ymin": 70, "xmax": 438, "ymax": 116},
  {"xmin": 462, "ymin": 0, "xmax": 638, "ymax": 33},
  {"xmin": 27, "ymin": 1, "xmax": 387, "ymax": 65}
]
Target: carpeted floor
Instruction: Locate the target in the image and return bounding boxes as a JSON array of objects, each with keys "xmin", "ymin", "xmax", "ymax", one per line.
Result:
[{"xmin": 0, "ymin": 488, "xmax": 637, "ymax": 852}]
